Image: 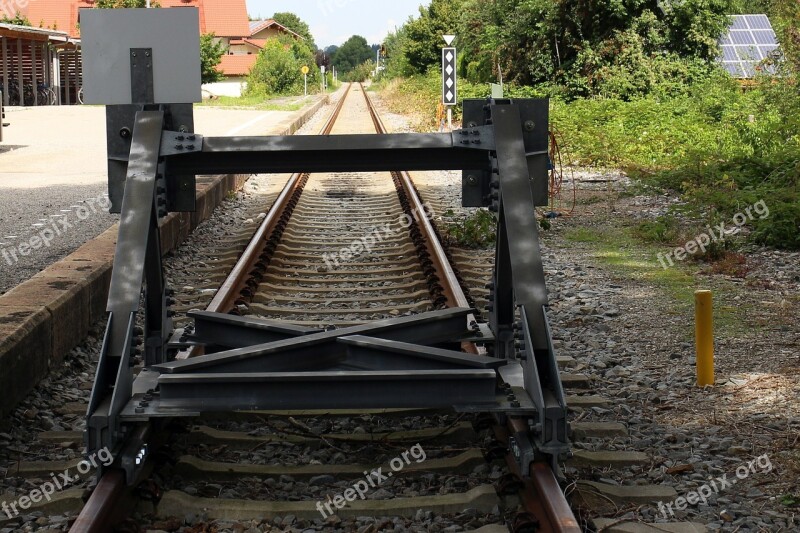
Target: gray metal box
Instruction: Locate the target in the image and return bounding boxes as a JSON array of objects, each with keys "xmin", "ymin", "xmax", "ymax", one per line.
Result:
[{"xmin": 81, "ymin": 8, "xmax": 202, "ymax": 105}]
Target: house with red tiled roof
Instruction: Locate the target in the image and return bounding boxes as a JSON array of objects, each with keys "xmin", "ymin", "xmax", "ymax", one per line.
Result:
[
  {"xmin": 20, "ymin": 0, "xmax": 306, "ymax": 97},
  {"xmin": 24, "ymin": 0, "xmax": 251, "ymax": 42}
]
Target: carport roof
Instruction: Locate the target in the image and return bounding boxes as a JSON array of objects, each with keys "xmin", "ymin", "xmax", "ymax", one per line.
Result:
[{"xmin": 0, "ymin": 22, "xmax": 70, "ymax": 42}]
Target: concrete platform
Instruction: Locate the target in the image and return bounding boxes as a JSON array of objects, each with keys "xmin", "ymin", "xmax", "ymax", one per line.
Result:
[
  {"xmin": 0, "ymin": 102, "xmax": 313, "ymax": 188},
  {"xmin": 0, "ymin": 98, "xmax": 323, "ymax": 295}
]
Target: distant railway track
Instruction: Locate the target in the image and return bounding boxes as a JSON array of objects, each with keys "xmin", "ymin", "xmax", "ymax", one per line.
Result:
[{"xmin": 65, "ymin": 83, "xmax": 579, "ymax": 532}]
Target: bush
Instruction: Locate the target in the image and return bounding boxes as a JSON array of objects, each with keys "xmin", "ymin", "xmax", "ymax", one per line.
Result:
[
  {"xmin": 342, "ymin": 60, "xmax": 375, "ymax": 83},
  {"xmin": 247, "ymin": 37, "xmax": 319, "ymax": 97}
]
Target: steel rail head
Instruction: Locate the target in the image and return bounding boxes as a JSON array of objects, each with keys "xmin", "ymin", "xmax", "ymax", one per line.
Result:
[{"xmin": 69, "ymin": 470, "xmax": 127, "ymax": 533}]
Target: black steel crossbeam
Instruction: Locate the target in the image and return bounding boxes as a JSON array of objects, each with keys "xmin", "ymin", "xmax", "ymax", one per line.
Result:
[
  {"xmin": 154, "ymin": 308, "xmax": 474, "ymax": 375},
  {"xmin": 165, "ymin": 130, "xmax": 494, "ymax": 175},
  {"xmin": 156, "ymin": 369, "xmax": 498, "ymax": 411},
  {"xmin": 189, "ymin": 311, "xmax": 324, "ymax": 350},
  {"xmin": 338, "ymin": 335, "xmax": 506, "ymax": 371}
]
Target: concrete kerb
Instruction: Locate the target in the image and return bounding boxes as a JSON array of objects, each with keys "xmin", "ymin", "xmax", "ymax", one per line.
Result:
[{"xmin": 0, "ymin": 94, "xmax": 330, "ymax": 419}]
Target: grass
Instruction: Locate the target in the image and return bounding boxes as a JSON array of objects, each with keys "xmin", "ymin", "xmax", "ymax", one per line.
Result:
[
  {"xmin": 562, "ymin": 225, "xmax": 746, "ymax": 336},
  {"xmin": 196, "ymin": 94, "xmax": 309, "ymax": 111}
]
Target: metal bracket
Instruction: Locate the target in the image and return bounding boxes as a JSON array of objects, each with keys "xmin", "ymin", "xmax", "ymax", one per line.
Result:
[
  {"xmin": 451, "ymin": 125, "xmax": 495, "ymax": 150},
  {"xmin": 160, "ymin": 131, "xmax": 204, "ymax": 156}
]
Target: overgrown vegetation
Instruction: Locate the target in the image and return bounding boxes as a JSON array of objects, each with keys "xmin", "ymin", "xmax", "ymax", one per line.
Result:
[
  {"xmin": 330, "ymin": 36, "xmax": 374, "ymax": 77},
  {"xmin": 246, "ymin": 36, "xmax": 320, "ymax": 97},
  {"xmin": 442, "ymin": 209, "xmax": 497, "ymax": 248},
  {"xmin": 200, "ymin": 34, "xmax": 225, "ymax": 84},
  {"xmin": 378, "ymin": 0, "xmax": 800, "ymax": 250},
  {"xmin": 1, "ymin": 12, "xmax": 31, "ymax": 26}
]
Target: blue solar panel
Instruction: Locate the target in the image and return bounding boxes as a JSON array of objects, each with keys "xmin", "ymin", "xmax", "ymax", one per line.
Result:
[
  {"xmin": 736, "ymin": 46, "xmax": 761, "ymax": 60},
  {"xmin": 745, "ymin": 15, "xmax": 771, "ymax": 29},
  {"xmin": 730, "ymin": 16, "xmax": 749, "ymax": 29},
  {"xmin": 760, "ymin": 45, "xmax": 778, "ymax": 56},
  {"xmin": 753, "ymin": 31, "xmax": 776, "ymax": 45},
  {"xmin": 721, "ymin": 46, "xmax": 738, "ymax": 61},
  {"xmin": 718, "ymin": 15, "xmax": 780, "ymax": 78},
  {"xmin": 730, "ymin": 31, "xmax": 755, "ymax": 44}
]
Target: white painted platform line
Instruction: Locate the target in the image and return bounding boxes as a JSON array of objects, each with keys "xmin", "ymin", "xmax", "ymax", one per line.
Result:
[{"xmin": 226, "ymin": 114, "xmax": 272, "ymax": 136}]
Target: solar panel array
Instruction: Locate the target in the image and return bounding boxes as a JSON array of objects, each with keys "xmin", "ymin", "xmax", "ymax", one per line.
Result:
[{"xmin": 718, "ymin": 14, "xmax": 779, "ymax": 78}]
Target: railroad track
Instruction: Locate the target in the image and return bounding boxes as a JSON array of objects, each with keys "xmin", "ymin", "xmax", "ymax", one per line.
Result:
[
  {"xmin": 54, "ymin": 83, "xmax": 576, "ymax": 532},
  {"xmin": 0, "ymin": 85, "xmax": 711, "ymax": 533}
]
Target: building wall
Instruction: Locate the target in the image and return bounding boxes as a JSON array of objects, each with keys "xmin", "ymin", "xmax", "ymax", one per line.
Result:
[
  {"xmin": 202, "ymin": 77, "xmax": 246, "ymax": 98},
  {"xmin": 251, "ymin": 27, "xmax": 284, "ymax": 40},
  {"xmin": 227, "ymin": 43, "xmax": 260, "ymax": 55}
]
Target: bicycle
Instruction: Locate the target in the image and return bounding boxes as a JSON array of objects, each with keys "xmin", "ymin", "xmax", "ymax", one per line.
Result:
[{"xmin": 37, "ymin": 83, "xmax": 57, "ymax": 105}]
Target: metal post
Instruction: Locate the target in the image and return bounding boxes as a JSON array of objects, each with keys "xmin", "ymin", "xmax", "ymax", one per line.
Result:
[
  {"xmin": 64, "ymin": 51, "xmax": 71, "ymax": 105},
  {"xmin": 53, "ymin": 51, "xmax": 61, "ymax": 105},
  {"xmin": 695, "ymin": 290, "xmax": 714, "ymax": 386},
  {"xmin": 16, "ymin": 39, "xmax": 23, "ymax": 105},
  {"xmin": 1, "ymin": 37, "xmax": 8, "ymax": 107},
  {"xmin": 447, "ymin": 107, "xmax": 452, "ymax": 131},
  {"xmin": 31, "ymin": 41, "xmax": 38, "ymax": 106},
  {"xmin": 304, "ymin": 74, "xmax": 307, "ymax": 97}
]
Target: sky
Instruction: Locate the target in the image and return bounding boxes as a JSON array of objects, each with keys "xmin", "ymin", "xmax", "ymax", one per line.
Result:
[{"xmin": 245, "ymin": 0, "xmax": 431, "ymax": 49}]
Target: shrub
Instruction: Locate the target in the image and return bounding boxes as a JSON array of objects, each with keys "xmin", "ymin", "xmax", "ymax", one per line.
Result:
[{"xmin": 247, "ymin": 37, "xmax": 318, "ymax": 97}]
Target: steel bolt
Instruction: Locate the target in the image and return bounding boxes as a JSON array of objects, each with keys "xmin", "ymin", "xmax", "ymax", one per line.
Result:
[
  {"xmin": 524, "ymin": 120, "xmax": 535, "ymax": 131},
  {"xmin": 175, "ymin": 144, "xmax": 184, "ymax": 150}
]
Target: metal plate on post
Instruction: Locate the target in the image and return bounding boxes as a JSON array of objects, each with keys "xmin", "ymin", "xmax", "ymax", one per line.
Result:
[
  {"xmin": 81, "ymin": 8, "xmax": 201, "ymax": 105},
  {"xmin": 130, "ymin": 48, "xmax": 154, "ymax": 104}
]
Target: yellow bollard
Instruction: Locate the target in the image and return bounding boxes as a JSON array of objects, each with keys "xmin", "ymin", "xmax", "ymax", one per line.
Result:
[{"xmin": 695, "ymin": 290, "xmax": 714, "ymax": 387}]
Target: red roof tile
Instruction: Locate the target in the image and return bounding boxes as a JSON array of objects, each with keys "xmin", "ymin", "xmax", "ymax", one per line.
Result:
[
  {"xmin": 161, "ymin": 0, "xmax": 250, "ymax": 37},
  {"xmin": 24, "ymin": 0, "xmax": 250, "ymax": 39},
  {"xmin": 218, "ymin": 54, "xmax": 256, "ymax": 76},
  {"xmin": 242, "ymin": 38, "xmax": 267, "ymax": 49},
  {"xmin": 24, "ymin": 0, "xmax": 93, "ymax": 38}
]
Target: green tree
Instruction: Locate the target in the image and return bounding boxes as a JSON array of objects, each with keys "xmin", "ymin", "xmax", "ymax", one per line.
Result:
[
  {"xmin": 342, "ymin": 60, "xmax": 375, "ymax": 83},
  {"xmin": 200, "ymin": 33, "xmax": 225, "ymax": 84},
  {"xmin": 95, "ymin": 0, "xmax": 160, "ymax": 7},
  {"xmin": 248, "ymin": 36, "xmax": 319, "ymax": 96},
  {"xmin": 333, "ymin": 35, "xmax": 373, "ymax": 74},
  {"xmin": 402, "ymin": 0, "xmax": 462, "ymax": 74},
  {"xmin": 772, "ymin": 0, "xmax": 799, "ymax": 73},
  {"xmin": 271, "ymin": 12, "xmax": 316, "ymax": 50}
]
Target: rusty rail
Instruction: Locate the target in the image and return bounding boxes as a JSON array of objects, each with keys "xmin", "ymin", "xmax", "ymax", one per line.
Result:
[{"xmin": 360, "ymin": 83, "xmax": 579, "ymax": 532}]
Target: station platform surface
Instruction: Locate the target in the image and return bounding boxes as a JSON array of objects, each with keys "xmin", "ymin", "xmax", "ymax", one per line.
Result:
[
  {"xmin": 0, "ymin": 104, "xmax": 304, "ymax": 189},
  {"xmin": 0, "ymin": 97, "xmax": 324, "ymax": 293}
]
